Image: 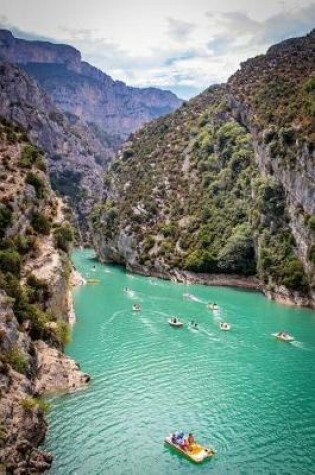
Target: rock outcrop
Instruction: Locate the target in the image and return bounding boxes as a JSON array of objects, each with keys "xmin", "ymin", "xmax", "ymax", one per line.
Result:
[
  {"xmin": 0, "ymin": 61, "xmax": 110, "ymax": 237},
  {"xmin": 92, "ymin": 30, "xmax": 315, "ymax": 308},
  {"xmin": 34, "ymin": 341, "xmax": 90, "ymax": 394},
  {"xmin": 0, "ymin": 29, "xmax": 182, "ymax": 145},
  {"xmin": 0, "ymin": 119, "xmax": 89, "ymax": 473}
]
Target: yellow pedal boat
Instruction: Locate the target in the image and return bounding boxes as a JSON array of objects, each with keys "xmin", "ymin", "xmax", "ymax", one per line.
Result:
[
  {"xmin": 87, "ymin": 278, "xmax": 100, "ymax": 284},
  {"xmin": 164, "ymin": 435, "xmax": 215, "ymax": 463}
]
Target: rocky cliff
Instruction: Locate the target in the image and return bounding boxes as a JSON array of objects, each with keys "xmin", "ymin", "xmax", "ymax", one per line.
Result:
[
  {"xmin": 0, "ymin": 119, "xmax": 89, "ymax": 473},
  {"xmin": 92, "ymin": 30, "xmax": 315, "ymax": 308},
  {"xmin": 0, "ymin": 29, "xmax": 182, "ymax": 145},
  {"xmin": 0, "ymin": 61, "xmax": 110, "ymax": 238}
]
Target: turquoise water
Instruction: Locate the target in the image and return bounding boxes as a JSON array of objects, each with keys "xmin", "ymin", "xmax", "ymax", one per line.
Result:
[{"xmin": 45, "ymin": 249, "xmax": 315, "ymax": 474}]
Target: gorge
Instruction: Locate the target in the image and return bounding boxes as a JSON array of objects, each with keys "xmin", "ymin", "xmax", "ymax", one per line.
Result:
[{"xmin": 0, "ymin": 24, "xmax": 314, "ymax": 474}]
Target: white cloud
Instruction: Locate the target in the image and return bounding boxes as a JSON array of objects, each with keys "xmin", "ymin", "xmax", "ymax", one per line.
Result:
[{"xmin": 0, "ymin": 0, "xmax": 314, "ymax": 98}]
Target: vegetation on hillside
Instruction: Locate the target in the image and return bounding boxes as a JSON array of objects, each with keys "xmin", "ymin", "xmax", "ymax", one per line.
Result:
[
  {"xmin": 0, "ymin": 119, "xmax": 73, "ymax": 348},
  {"xmin": 94, "ymin": 31, "xmax": 315, "ymax": 298}
]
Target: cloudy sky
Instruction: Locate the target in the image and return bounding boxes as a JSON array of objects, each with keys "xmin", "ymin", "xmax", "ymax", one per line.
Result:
[{"xmin": 0, "ymin": 0, "xmax": 314, "ymax": 98}]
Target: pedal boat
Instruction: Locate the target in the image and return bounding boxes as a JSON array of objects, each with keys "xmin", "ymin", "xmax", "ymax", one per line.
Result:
[
  {"xmin": 220, "ymin": 322, "xmax": 231, "ymax": 331},
  {"xmin": 164, "ymin": 435, "xmax": 215, "ymax": 463},
  {"xmin": 207, "ymin": 303, "xmax": 219, "ymax": 311},
  {"xmin": 272, "ymin": 332, "xmax": 294, "ymax": 342},
  {"xmin": 168, "ymin": 318, "xmax": 184, "ymax": 328},
  {"xmin": 86, "ymin": 278, "xmax": 100, "ymax": 284},
  {"xmin": 132, "ymin": 304, "xmax": 141, "ymax": 312}
]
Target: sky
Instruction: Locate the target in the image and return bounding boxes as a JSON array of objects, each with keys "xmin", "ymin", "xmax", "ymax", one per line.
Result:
[{"xmin": 0, "ymin": 0, "xmax": 314, "ymax": 98}]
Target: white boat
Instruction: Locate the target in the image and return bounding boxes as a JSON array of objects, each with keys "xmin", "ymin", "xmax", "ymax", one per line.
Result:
[
  {"xmin": 207, "ymin": 303, "xmax": 219, "ymax": 311},
  {"xmin": 220, "ymin": 322, "xmax": 231, "ymax": 331},
  {"xmin": 132, "ymin": 304, "xmax": 141, "ymax": 312},
  {"xmin": 168, "ymin": 318, "xmax": 184, "ymax": 328},
  {"xmin": 272, "ymin": 332, "xmax": 294, "ymax": 342}
]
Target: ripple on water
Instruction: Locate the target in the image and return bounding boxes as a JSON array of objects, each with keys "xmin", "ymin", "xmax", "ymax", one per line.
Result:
[{"xmin": 45, "ymin": 250, "xmax": 315, "ymax": 475}]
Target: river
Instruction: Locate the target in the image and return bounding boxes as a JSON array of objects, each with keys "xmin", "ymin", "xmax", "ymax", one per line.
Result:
[{"xmin": 44, "ymin": 249, "xmax": 315, "ymax": 474}]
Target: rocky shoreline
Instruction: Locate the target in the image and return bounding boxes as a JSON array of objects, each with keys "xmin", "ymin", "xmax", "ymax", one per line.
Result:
[
  {"xmin": 123, "ymin": 262, "xmax": 314, "ymax": 309},
  {"xmin": 0, "ymin": 269, "xmax": 89, "ymax": 474}
]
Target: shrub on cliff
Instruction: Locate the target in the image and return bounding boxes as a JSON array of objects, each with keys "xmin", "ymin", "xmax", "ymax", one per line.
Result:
[
  {"xmin": 6, "ymin": 347, "xmax": 27, "ymax": 374},
  {"xmin": 53, "ymin": 321, "xmax": 71, "ymax": 348},
  {"xmin": 31, "ymin": 212, "xmax": 51, "ymax": 235},
  {"xmin": 25, "ymin": 172, "xmax": 46, "ymax": 198},
  {"xmin": 18, "ymin": 144, "xmax": 42, "ymax": 168},
  {"xmin": 21, "ymin": 397, "xmax": 50, "ymax": 413},
  {"xmin": 53, "ymin": 224, "xmax": 74, "ymax": 252},
  {"xmin": 0, "ymin": 250, "xmax": 21, "ymax": 276},
  {"xmin": 26, "ymin": 274, "xmax": 51, "ymax": 305},
  {"xmin": 0, "ymin": 205, "xmax": 12, "ymax": 239},
  {"xmin": 217, "ymin": 224, "xmax": 256, "ymax": 275}
]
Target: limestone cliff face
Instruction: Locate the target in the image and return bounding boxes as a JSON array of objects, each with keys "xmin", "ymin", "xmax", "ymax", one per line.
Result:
[
  {"xmin": 227, "ymin": 28, "xmax": 315, "ymax": 304},
  {"xmin": 0, "ymin": 120, "xmax": 88, "ymax": 473},
  {"xmin": 0, "ymin": 29, "xmax": 182, "ymax": 144},
  {"xmin": 0, "ymin": 62, "xmax": 110, "ymax": 236},
  {"xmin": 92, "ymin": 30, "xmax": 315, "ymax": 308},
  {"xmin": 0, "ymin": 30, "xmax": 81, "ymax": 71}
]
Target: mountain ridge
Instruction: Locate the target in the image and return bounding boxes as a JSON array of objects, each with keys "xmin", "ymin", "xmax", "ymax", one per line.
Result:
[
  {"xmin": 0, "ymin": 29, "xmax": 182, "ymax": 144},
  {"xmin": 92, "ymin": 29, "xmax": 315, "ymax": 308}
]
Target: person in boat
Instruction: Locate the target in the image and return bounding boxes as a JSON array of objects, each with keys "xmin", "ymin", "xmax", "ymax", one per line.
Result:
[
  {"xmin": 172, "ymin": 431, "xmax": 184, "ymax": 445},
  {"xmin": 180, "ymin": 437, "xmax": 189, "ymax": 451},
  {"xmin": 188, "ymin": 433, "xmax": 195, "ymax": 447},
  {"xmin": 173, "ymin": 317, "xmax": 177, "ymax": 323}
]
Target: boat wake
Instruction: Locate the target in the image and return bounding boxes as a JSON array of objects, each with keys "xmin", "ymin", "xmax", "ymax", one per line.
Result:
[
  {"xmin": 290, "ymin": 340, "xmax": 306, "ymax": 349},
  {"xmin": 183, "ymin": 293, "xmax": 207, "ymax": 304}
]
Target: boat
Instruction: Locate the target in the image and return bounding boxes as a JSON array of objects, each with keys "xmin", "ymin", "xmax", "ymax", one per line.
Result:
[
  {"xmin": 188, "ymin": 321, "xmax": 198, "ymax": 330},
  {"xmin": 272, "ymin": 332, "xmax": 294, "ymax": 342},
  {"xmin": 220, "ymin": 322, "xmax": 231, "ymax": 331},
  {"xmin": 132, "ymin": 304, "xmax": 141, "ymax": 312},
  {"xmin": 207, "ymin": 303, "xmax": 219, "ymax": 311},
  {"xmin": 164, "ymin": 434, "xmax": 215, "ymax": 463},
  {"xmin": 168, "ymin": 318, "xmax": 184, "ymax": 328},
  {"xmin": 87, "ymin": 278, "xmax": 100, "ymax": 284}
]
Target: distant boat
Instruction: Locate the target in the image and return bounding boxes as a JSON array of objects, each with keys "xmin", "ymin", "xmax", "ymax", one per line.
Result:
[
  {"xmin": 132, "ymin": 304, "xmax": 141, "ymax": 312},
  {"xmin": 164, "ymin": 434, "xmax": 215, "ymax": 463},
  {"xmin": 207, "ymin": 303, "xmax": 219, "ymax": 311},
  {"xmin": 220, "ymin": 322, "xmax": 231, "ymax": 331},
  {"xmin": 272, "ymin": 331, "xmax": 294, "ymax": 342},
  {"xmin": 188, "ymin": 321, "xmax": 198, "ymax": 330},
  {"xmin": 168, "ymin": 317, "xmax": 184, "ymax": 328},
  {"xmin": 87, "ymin": 279, "xmax": 100, "ymax": 284}
]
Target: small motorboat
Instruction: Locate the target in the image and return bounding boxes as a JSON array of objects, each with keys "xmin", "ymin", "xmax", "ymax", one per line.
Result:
[
  {"xmin": 168, "ymin": 317, "xmax": 184, "ymax": 328},
  {"xmin": 164, "ymin": 434, "xmax": 215, "ymax": 463},
  {"xmin": 272, "ymin": 331, "xmax": 294, "ymax": 342},
  {"xmin": 132, "ymin": 304, "xmax": 141, "ymax": 312},
  {"xmin": 207, "ymin": 303, "xmax": 219, "ymax": 311},
  {"xmin": 188, "ymin": 321, "xmax": 198, "ymax": 330},
  {"xmin": 220, "ymin": 322, "xmax": 231, "ymax": 331}
]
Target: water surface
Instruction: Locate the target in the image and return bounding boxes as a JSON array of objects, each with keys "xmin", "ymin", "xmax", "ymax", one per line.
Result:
[{"xmin": 45, "ymin": 249, "xmax": 315, "ymax": 474}]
